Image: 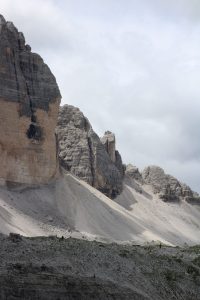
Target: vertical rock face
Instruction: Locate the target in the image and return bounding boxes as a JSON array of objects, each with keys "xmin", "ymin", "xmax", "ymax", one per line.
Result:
[
  {"xmin": 101, "ymin": 131, "xmax": 124, "ymax": 177},
  {"xmin": 115, "ymin": 150, "xmax": 125, "ymax": 178},
  {"xmin": 56, "ymin": 105, "xmax": 123, "ymax": 198},
  {"xmin": 101, "ymin": 131, "xmax": 116, "ymax": 163},
  {"xmin": 0, "ymin": 15, "xmax": 61, "ymax": 185}
]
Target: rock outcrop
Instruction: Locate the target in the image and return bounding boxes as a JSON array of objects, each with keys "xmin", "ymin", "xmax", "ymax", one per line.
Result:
[
  {"xmin": 101, "ymin": 131, "xmax": 116, "ymax": 163},
  {"xmin": 101, "ymin": 131, "xmax": 124, "ymax": 177},
  {"xmin": 142, "ymin": 166, "xmax": 199, "ymax": 202},
  {"xmin": 56, "ymin": 105, "xmax": 123, "ymax": 198},
  {"xmin": 0, "ymin": 15, "xmax": 61, "ymax": 185},
  {"xmin": 125, "ymin": 164, "xmax": 143, "ymax": 183}
]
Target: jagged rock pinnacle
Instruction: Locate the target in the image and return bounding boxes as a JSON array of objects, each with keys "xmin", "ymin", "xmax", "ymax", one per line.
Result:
[
  {"xmin": 0, "ymin": 14, "xmax": 6, "ymax": 25},
  {"xmin": 56, "ymin": 105, "xmax": 123, "ymax": 198}
]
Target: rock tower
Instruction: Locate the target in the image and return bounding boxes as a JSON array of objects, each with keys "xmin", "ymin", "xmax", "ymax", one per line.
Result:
[
  {"xmin": 0, "ymin": 15, "xmax": 61, "ymax": 185},
  {"xmin": 56, "ymin": 105, "xmax": 123, "ymax": 198}
]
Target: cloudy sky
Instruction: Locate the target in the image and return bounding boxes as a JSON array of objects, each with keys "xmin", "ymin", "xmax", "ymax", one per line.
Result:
[{"xmin": 1, "ymin": 0, "xmax": 200, "ymax": 192}]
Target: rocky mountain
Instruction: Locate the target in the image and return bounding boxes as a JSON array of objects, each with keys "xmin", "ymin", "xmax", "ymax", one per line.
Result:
[
  {"xmin": 0, "ymin": 14, "xmax": 200, "ymax": 299},
  {"xmin": 123, "ymin": 164, "xmax": 200, "ymax": 203},
  {"xmin": 56, "ymin": 105, "xmax": 123, "ymax": 198},
  {"xmin": 125, "ymin": 164, "xmax": 143, "ymax": 182},
  {"xmin": 141, "ymin": 165, "xmax": 199, "ymax": 202},
  {"xmin": 101, "ymin": 131, "xmax": 125, "ymax": 178},
  {"xmin": 0, "ymin": 15, "xmax": 61, "ymax": 185}
]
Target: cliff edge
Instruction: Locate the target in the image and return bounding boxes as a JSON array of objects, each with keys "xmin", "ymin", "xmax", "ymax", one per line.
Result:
[{"xmin": 0, "ymin": 15, "xmax": 61, "ymax": 185}]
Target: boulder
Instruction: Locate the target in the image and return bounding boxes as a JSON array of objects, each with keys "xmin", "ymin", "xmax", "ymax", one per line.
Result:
[
  {"xmin": 0, "ymin": 15, "xmax": 61, "ymax": 185},
  {"xmin": 56, "ymin": 105, "xmax": 123, "ymax": 198}
]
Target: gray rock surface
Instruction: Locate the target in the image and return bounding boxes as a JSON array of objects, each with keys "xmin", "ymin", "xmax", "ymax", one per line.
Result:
[
  {"xmin": 56, "ymin": 105, "xmax": 123, "ymax": 198},
  {"xmin": 142, "ymin": 166, "xmax": 199, "ymax": 202},
  {"xmin": 0, "ymin": 15, "xmax": 61, "ymax": 185},
  {"xmin": 125, "ymin": 164, "xmax": 143, "ymax": 182},
  {"xmin": 115, "ymin": 150, "xmax": 125, "ymax": 177},
  {"xmin": 0, "ymin": 14, "xmax": 61, "ymax": 116},
  {"xmin": 101, "ymin": 131, "xmax": 124, "ymax": 177},
  {"xmin": 101, "ymin": 131, "xmax": 116, "ymax": 163},
  {"xmin": 0, "ymin": 234, "xmax": 199, "ymax": 300}
]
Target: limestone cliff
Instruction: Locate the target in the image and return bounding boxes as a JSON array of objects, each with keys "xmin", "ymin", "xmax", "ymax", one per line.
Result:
[
  {"xmin": 101, "ymin": 131, "xmax": 116, "ymax": 163},
  {"xmin": 125, "ymin": 164, "xmax": 143, "ymax": 183},
  {"xmin": 142, "ymin": 165, "xmax": 199, "ymax": 202},
  {"xmin": 0, "ymin": 15, "xmax": 61, "ymax": 185},
  {"xmin": 56, "ymin": 105, "xmax": 123, "ymax": 198},
  {"xmin": 101, "ymin": 131, "xmax": 124, "ymax": 177}
]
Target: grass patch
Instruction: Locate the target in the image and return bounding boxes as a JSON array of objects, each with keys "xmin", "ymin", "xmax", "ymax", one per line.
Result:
[
  {"xmin": 187, "ymin": 245, "xmax": 200, "ymax": 254},
  {"xmin": 119, "ymin": 249, "xmax": 130, "ymax": 258},
  {"xmin": 192, "ymin": 256, "xmax": 200, "ymax": 267},
  {"xmin": 164, "ymin": 270, "xmax": 179, "ymax": 282},
  {"xmin": 186, "ymin": 265, "xmax": 200, "ymax": 280}
]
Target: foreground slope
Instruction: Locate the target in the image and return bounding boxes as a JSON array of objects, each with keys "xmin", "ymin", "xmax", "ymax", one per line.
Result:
[
  {"xmin": 0, "ymin": 234, "xmax": 200, "ymax": 300},
  {"xmin": 0, "ymin": 171, "xmax": 199, "ymax": 246}
]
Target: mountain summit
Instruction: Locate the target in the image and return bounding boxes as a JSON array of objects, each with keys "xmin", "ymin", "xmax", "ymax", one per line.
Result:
[{"xmin": 0, "ymin": 15, "xmax": 61, "ymax": 185}]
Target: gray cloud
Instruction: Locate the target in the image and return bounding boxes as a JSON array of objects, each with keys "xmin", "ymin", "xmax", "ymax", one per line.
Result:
[{"xmin": 1, "ymin": 0, "xmax": 200, "ymax": 192}]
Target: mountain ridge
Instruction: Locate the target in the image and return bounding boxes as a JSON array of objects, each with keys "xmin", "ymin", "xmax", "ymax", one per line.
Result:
[
  {"xmin": 0, "ymin": 13, "xmax": 200, "ymax": 300},
  {"xmin": 0, "ymin": 15, "xmax": 199, "ymax": 247}
]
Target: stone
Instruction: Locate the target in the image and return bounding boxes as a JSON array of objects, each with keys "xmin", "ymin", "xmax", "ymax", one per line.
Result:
[
  {"xmin": 125, "ymin": 164, "xmax": 143, "ymax": 182},
  {"xmin": 115, "ymin": 150, "xmax": 125, "ymax": 178},
  {"xmin": 101, "ymin": 131, "xmax": 116, "ymax": 163},
  {"xmin": 0, "ymin": 15, "xmax": 61, "ymax": 185},
  {"xmin": 56, "ymin": 105, "xmax": 123, "ymax": 198},
  {"xmin": 142, "ymin": 166, "xmax": 198, "ymax": 202},
  {"xmin": 101, "ymin": 131, "xmax": 124, "ymax": 177}
]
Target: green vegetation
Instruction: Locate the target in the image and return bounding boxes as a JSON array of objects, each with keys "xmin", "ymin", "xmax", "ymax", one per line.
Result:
[{"xmin": 187, "ymin": 245, "xmax": 200, "ymax": 254}]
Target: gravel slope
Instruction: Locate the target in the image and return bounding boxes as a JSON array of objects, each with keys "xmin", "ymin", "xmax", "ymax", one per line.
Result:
[
  {"xmin": 0, "ymin": 234, "xmax": 200, "ymax": 300},
  {"xmin": 0, "ymin": 172, "xmax": 199, "ymax": 245}
]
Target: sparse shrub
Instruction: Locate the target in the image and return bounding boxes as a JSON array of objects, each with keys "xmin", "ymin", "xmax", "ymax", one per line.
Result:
[
  {"xmin": 41, "ymin": 264, "xmax": 48, "ymax": 272},
  {"xmin": 172, "ymin": 256, "xmax": 182, "ymax": 263},
  {"xmin": 164, "ymin": 270, "xmax": 177, "ymax": 282},
  {"xmin": 188, "ymin": 245, "xmax": 200, "ymax": 254},
  {"xmin": 193, "ymin": 256, "xmax": 200, "ymax": 267},
  {"xmin": 119, "ymin": 249, "xmax": 129, "ymax": 258},
  {"xmin": 9, "ymin": 233, "xmax": 22, "ymax": 242},
  {"xmin": 186, "ymin": 265, "xmax": 200, "ymax": 280}
]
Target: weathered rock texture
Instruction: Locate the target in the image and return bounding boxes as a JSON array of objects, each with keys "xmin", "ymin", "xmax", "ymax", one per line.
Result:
[
  {"xmin": 101, "ymin": 131, "xmax": 124, "ymax": 178},
  {"xmin": 0, "ymin": 15, "xmax": 61, "ymax": 185},
  {"xmin": 0, "ymin": 234, "xmax": 200, "ymax": 300},
  {"xmin": 101, "ymin": 131, "xmax": 116, "ymax": 163},
  {"xmin": 56, "ymin": 105, "xmax": 123, "ymax": 198},
  {"xmin": 125, "ymin": 164, "xmax": 143, "ymax": 183},
  {"xmin": 142, "ymin": 166, "xmax": 199, "ymax": 202}
]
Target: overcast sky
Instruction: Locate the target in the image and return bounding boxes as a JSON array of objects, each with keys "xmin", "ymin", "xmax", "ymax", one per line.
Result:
[{"xmin": 1, "ymin": 0, "xmax": 200, "ymax": 192}]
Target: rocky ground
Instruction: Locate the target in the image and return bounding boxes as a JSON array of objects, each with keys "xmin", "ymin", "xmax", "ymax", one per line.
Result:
[{"xmin": 0, "ymin": 233, "xmax": 200, "ymax": 300}]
